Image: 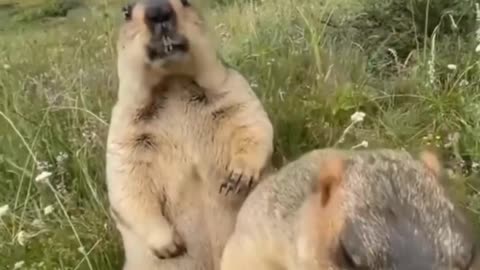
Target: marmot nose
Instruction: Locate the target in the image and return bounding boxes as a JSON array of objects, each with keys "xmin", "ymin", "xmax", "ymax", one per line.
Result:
[{"xmin": 144, "ymin": 0, "xmax": 174, "ymax": 23}]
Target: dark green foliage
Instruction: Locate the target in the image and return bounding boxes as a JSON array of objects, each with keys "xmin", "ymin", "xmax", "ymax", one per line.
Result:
[{"xmin": 344, "ymin": 0, "xmax": 477, "ymax": 75}]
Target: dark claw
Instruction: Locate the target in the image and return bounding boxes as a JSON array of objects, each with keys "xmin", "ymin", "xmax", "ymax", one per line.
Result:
[
  {"xmin": 225, "ymin": 185, "xmax": 232, "ymax": 195},
  {"xmin": 235, "ymin": 176, "xmax": 255, "ymax": 195},
  {"xmin": 219, "ymin": 172, "xmax": 257, "ymax": 196},
  {"xmin": 249, "ymin": 176, "xmax": 255, "ymax": 188},
  {"xmin": 234, "ymin": 175, "xmax": 246, "ymax": 194},
  {"xmin": 219, "ymin": 171, "xmax": 233, "ymax": 194},
  {"xmin": 220, "ymin": 171, "xmax": 246, "ymax": 195},
  {"xmin": 219, "ymin": 182, "xmax": 227, "ymax": 194},
  {"xmin": 246, "ymin": 176, "xmax": 254, "ymax": 191},
  {"xmin": 232, "ymin": 173, "xmax": 242, "ymax": 188},
  {"xmin": 234, "ymin": 183, "xmax": 242, "ymax": 194}
]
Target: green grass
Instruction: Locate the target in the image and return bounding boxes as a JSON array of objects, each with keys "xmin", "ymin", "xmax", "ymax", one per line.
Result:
[{"xmin": 0, "ymin": 0, "xmax": 479, "ymax": 269}]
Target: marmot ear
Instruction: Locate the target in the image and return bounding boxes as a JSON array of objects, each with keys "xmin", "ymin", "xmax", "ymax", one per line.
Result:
[
  {"xmin": 122, "ymin": 3, "xmax": 133, "ymax": 20},
  {"xmin": 313, "ymin": 156, "xmax": 344, "ymax": 207},
  {"xmin": 419, "ymin": 149, "xmax": 442, "ymax": 177}
]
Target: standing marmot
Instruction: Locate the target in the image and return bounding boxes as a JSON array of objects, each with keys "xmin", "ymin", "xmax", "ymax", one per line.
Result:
[
  {"xmin": 221, "ymin": 148, "xmax": 478, "ymax": 270},
  {"xmin": 106, "ymin": 0, "xmax": 274, "ymax": 269}
]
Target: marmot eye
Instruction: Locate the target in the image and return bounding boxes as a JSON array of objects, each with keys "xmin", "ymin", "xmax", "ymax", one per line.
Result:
[
  {"xmin": 122, "ymin": 4, "xmax": 133, "ymax": 20},
  {"xmin": 180, "ymin": 0, "xmax": 190, "ymax": 6}
]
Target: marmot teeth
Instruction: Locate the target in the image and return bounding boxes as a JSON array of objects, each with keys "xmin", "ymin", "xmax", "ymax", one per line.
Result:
[
  {"xmin": 162, "ymin": 36, "xmax": 173, "ymax": 53},
  {"xmin": 162, "ymin": 36, "xmax": 169, "ymax": 53},
  {"xmin": 166, "ymin": 37, "xmax": 173, "ymax": 52}
]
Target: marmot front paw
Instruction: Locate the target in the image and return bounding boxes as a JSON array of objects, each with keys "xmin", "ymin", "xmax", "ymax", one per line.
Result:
[{"xmin": 219, "ymin": 157, "xmax": 261, "ymax": 196}]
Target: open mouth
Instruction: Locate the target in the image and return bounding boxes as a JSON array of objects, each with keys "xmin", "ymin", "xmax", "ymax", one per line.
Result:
[{"xmin": 147, "ymin": 28, "xmax": 188, "ymax": 60}]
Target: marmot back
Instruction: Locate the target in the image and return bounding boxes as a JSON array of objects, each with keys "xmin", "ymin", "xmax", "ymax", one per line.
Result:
[{"xmin": 221, "ymin": 148, "xmax": 478, "ymax": 270}]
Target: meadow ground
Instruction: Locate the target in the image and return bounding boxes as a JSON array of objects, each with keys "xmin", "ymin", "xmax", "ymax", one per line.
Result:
[{"xmin": 0, "ymin": 0, "xmax": 480, "ymax": 269}]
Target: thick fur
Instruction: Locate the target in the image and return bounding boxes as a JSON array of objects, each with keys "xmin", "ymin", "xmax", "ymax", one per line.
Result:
[
  {"xmin": 106, "ymin": 1, "xmax": 274, "ymax": 270},
  {"xmin": 220, "ymin": 148, "xmax": 478, "ymax": 270}
]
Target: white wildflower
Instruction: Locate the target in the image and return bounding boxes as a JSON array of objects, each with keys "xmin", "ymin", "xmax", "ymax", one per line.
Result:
[
  {"xmin": 3, "ymin": 64, "xmax": 10, "ymax": 70},
  {"xmin": 0, "ymin": 204, "xmax": 9, "ymax": 218},
  {"xmin": 350, "ymin": 111, "xmax": 366, "ymax": 123},
  {"xmin": 427, "ymin": 59, "xmax": 435, "ymax": 85},
  {"xmin": 16, "ymin": 231, "xmax": 28, "ymax": 246},
  {"xmin": 56, "ymin": 152, "xmax": 69, "ymax": 175},
  {"xmin": 56, "ymin": 181, "xmax": 68, "ymax": 196},
  {"xmin": 278, "ymin": 88, "xmax": 285, "ymax": 102},
  {"xmin": 447, "ymin": 64, "xmax": 457, "ymax": 70},
  {"xmin": 43, "ymin": 205, "xmax": 54, "ymax": 216},
  {"xmin": 14, "ymin": 261, "xmax": 25, "ymax": 269},
  {"xmin": 55, "ymin": 152, "xmax": 69, "ymax": 163},
  {"xmin": 459, "ymin": 80, "xmax": 469, "ymax": 87},
  {"xmin": 35, "ymin": 171, "xmax": 52, "ymax": 183},
  {"xmin": 448, "ymin": 14, "xmax": 458, "ymax": 30},
  {"xmin": 351, "ymin": 140, "xmax": 369, "ymax": 150},
  {"xmin": 81, "ymin": 129, "xmax": 97, "ymax": 143},
  {"xmin": 32, "ymin": 219, "xmax": 45, "ymax": 228},
  {"xmin": 335, "ymin": 112, "xmax": 366, "ymax": 146},
  {"xmin": 36, "ymin": 160, "xmax": 52, "ymax": 172},
  {"xmin": 446, "ymin": 168, "xmax": 456, "ymax": 178}
]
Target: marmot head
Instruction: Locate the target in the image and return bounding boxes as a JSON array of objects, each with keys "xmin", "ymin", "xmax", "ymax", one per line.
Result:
[
  {"xmin": 117, "ymin": 0, "xmax": 208, "ymax": 74},
  {"xmin": 306, "ymin": 150, "xmax": 478, "ymax": 270}
]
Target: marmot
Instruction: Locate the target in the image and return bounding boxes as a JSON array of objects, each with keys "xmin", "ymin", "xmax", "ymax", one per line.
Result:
[
  {"xmin": 220, "ymin": 148, "xmax": 478, "ymax": 270},
  {"xmin": 106, "ymin": 0, "xmax": 274, "ymax": 269}
]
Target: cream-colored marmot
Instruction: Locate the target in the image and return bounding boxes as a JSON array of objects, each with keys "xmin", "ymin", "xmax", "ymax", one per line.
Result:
[{"xmin": 106, "ymin": 0, "xmax": 274, "ymax": 269}]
